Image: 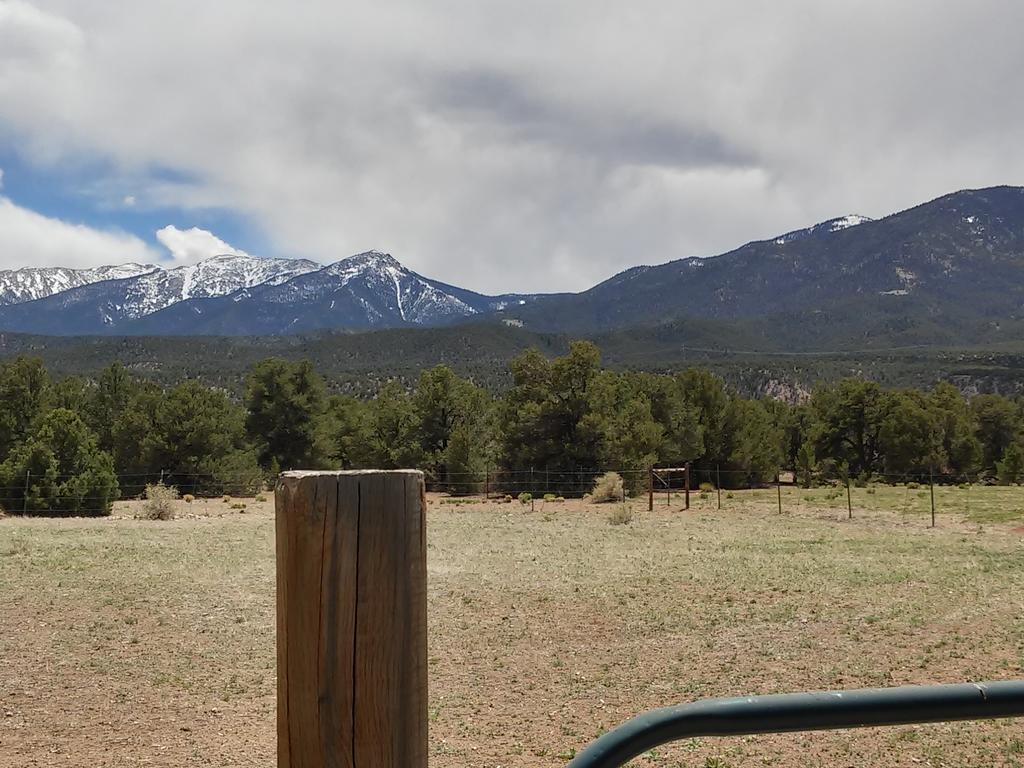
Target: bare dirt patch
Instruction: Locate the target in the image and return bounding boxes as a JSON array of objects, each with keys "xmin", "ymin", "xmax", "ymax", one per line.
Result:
[{"xmin": 1, "ymin": 491, "xmax": 1023, "ymax": 767}]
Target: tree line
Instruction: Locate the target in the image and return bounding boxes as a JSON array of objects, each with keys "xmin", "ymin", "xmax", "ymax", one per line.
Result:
[{"xmin": 2, "ymin": 341, "xmax": 1023, "ymax": 516}]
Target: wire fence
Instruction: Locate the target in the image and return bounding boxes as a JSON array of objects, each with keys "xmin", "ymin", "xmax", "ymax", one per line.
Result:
[
  {"xmin": 0, "ymin": 465, "xmax": 1009, "ymax": 522},
  {"xmin": 421, "ymin": 465, "xmax": 1004, "ymax": 528},
  {"xmin": 0, "ymin": 470, "xmax": 268, "ymax": 518}
]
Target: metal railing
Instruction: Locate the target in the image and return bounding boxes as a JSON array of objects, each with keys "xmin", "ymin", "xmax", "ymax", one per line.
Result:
[{"xmin": 567, "ymin": 681, "xmax": 1024, "ymax": 768}]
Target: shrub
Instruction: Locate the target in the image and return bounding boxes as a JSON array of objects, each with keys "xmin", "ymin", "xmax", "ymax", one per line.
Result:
[
  {"xmin": 503, "ymin": 494, "xmax": 513, "ymax": 503},
  {"xmin": 866, "ymin": 487, "xmax": 877, "ymax": 495},
  {"xmin": 518, "ymin": 492, "xmax": 532, "ymax": 504},
  {"xmin": 607, "ymin": 506, "xmax": 633, "ymax": 525},
  {"xmin": 907, "ymin": 482, "xmax": 920, "ymax": 490},
  {"xmin": 183, "ymin": 494, "xmax": 195, "ymax": 504},
  {"xmin": 589, "ymin": 471, "xmax": 624, "ymax": 503},
  {"xmin": 142, "ymin": 482, "xmax": 179, "ymax": 520},
  {"xmin": 230, "ymin": 502, "xmax": 247, "ymax": 511},
  {"xmin": 726, "ymin": 492, "xmax": 734, "ymax": 499},
  {"xmin": 543, "ymin": 493, "xmax": 557, "ymax": 501},
  {"xmin": 699, "ymin": 482, "xmax": 714, "ymax": 493}
]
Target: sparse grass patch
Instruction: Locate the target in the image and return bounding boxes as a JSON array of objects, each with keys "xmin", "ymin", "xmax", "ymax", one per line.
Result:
[
  {"xmin": 2, "ymin": 489, "xmax": 1023, "ymax": 767},
  {"xmin": 607, "ymin": 506, "xmax": 633, "ymax": 525}
]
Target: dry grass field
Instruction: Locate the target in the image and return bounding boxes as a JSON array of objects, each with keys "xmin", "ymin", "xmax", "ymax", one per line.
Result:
[{"xmin": 2, "ymin": 485, "xmax": 1023, "ymax": 767}]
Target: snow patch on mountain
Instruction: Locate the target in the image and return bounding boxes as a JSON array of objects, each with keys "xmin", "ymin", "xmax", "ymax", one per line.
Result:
[
  {"xmin": 829, "ymin": 214, "xmax": 872, "ymax": 232},
  {"xmin": 112, "ymin": 254, "xmax": 320, "ymax": 319},
  {"xmin": 774, "ymin": 214, "xmax": 874, "ymax": 244},
  {"xmin": 0, "ymin": 263, "xmax": 158, "ymax": 306}
]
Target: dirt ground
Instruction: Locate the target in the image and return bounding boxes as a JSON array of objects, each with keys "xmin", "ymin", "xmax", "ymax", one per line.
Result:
[{"xmin": 1, "ymin": 488, "xmax": 1023, "ymax": 767}]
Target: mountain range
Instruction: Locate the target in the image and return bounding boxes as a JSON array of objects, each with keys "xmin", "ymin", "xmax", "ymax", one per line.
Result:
[{"xmin": 1, "ymin": 185, "xmax": 1023, "ymax": 350}]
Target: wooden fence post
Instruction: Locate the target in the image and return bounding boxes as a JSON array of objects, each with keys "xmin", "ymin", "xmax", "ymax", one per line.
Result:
[
  {"xmin": 648, "ymin": 467, "xmax": 654, "ymax": 512},
  {"xmin": 275, "ymin": 470, "xmax": 427, "ymax": 768}
]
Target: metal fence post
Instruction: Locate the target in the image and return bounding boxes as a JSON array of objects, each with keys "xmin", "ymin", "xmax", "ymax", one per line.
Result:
[
  {"xmin": 930, "ymin": 468, "xmax": 936, "ymax": 528},
  {"xmin": 716, "ymin": 465, "xmax": 722, "ymax": 510},
  {"xmin": 776, "ymin": 472, "xmax": 783, "ymax": 514},
  {"xmin": 684, "ymin": 463, "xmax": 690, "ymax": 510},
  {"xmin": 846, "ymin": 477, "xmax": 852, "ymax": 520}
]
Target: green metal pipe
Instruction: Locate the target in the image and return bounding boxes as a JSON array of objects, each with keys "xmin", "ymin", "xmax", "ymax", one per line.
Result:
[{"xmin": 567, "ymin": 681, "xmax": 1024, "ymax": 768}]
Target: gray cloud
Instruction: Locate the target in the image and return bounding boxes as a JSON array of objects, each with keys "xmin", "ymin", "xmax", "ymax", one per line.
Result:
[
  {"xmin": 430, "ymin": 69, "xmax": 755, "ymax": 169},
  {"xmin": 1, "ymin": 0, "xmax": 1023, "ymax": 292}
]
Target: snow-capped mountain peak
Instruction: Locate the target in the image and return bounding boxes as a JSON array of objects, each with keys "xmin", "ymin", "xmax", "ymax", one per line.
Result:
[
  {"xmin": 0, "ymin": 248, "xmax": 537, "ymax": 335},
  {"xmin": 0, "ymin": 263, "xmax": 159, "ymax": 306}
]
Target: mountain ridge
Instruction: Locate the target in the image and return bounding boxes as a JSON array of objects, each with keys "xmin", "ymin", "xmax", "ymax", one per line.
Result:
[{"xmin": 1, "ymin": 185, "xmax": 1023, "ymax": 347}]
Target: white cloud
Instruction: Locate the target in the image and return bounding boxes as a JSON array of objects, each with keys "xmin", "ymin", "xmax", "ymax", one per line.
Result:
[
  {"xmin": 1, "ymin": 2, "xmax": 1023, "ymax": 291},
  {"xmin": 0, "ymin": 195, "xmax": 158, "ymax": 269},
  {"xmin": 155, "ymin": 225, "xmax": 248, "ymax": 263}
]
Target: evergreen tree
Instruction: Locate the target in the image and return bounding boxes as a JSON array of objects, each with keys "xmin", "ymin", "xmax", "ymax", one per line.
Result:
[
  {"xmin": 366, "ymin": 381, "xmax": 424, "ymax": 468},
  {"xmin": 722, "ymin": 397, "xmax": 784, "ymax": 484},
  {"xmin": 996, "ymin": 441, "xmax": 1024, "ymax": 485},
  {"xmin": 929, "ymin": 383, "xmax": 981, "ymax": 476},
  {"xmin": 87, "ymin": 362, "xmax": 138, "ymax": 455},
  {"xmin": 876, "ymin": 390, "xmax": 943, "ymax": 478},
  {"xmin": 0, "ymin": 408, "xmax": 118, "ymax": 516},
  {"xmin": 971, "ymin": 394, "xmax": 1021, "ymax": 473},
  {"xmin": 810, "ymin": 379, "xmax": 886, "ymax": 478},
  {"xmin": 324, "ymin": 395, "xmax": 375, "ymax": 468},
  {"xmin": 579, "ymin": 371, "xmax": 662, "ymax": 488},
  {"xmin": 245, "ymin": 358, "xmax": 328, "ymax": 470},
  {"xmin": 501, "ymin": 342, "xmax": 602, "ymax": 471},
  {"xmin": 632, "ymin": 372, "xmax": 703, "ymax": 466},
  {"xmin": 675, "ymin": 368, "xmax": 729, "ymax": 466},
  {"xmin": 0, "ymin": 356, "xmax": 50, "ymax": 463}
]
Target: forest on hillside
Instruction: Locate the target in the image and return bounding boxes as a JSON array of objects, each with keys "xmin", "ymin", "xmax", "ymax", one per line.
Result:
[{"xmin": 2, "ymin": 341, "xmax": 1024, "ymax": 516}]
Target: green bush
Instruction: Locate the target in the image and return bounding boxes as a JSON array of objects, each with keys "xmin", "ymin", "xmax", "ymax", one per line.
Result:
[
  {"xmin": 699, "ymin": 482, "xmax": 714, "ymax": 492},
  {"xmin": 518, "ymin": 492, "xmax": 532, "ymax": 504}
]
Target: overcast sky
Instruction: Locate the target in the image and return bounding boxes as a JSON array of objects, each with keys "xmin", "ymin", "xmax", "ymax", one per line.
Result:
[{"xmin": 0, "ymin": 1, "xmax": 1022, "ymax": 292}]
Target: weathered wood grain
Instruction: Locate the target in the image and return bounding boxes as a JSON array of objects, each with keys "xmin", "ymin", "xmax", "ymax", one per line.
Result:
[{"xmin": 276, "ymin": 470, "xmax": 426, "ymax": 768}]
